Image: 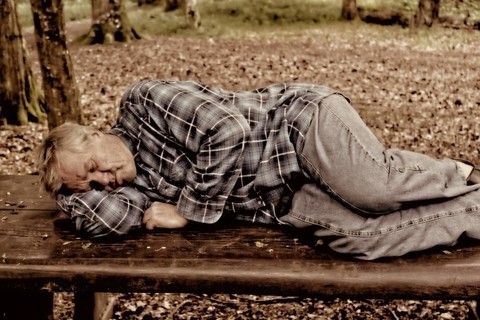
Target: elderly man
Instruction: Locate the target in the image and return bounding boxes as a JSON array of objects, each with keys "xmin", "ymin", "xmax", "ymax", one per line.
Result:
[{"xmin": 37, "ymin": 80, "xmax": 480, "ymax": 260}]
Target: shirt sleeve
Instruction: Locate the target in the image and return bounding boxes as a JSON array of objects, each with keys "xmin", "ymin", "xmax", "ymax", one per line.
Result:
[
  {"xmin": 119, "ymin": 80, "xmax": 251, "ymax": 224},
  {"xmin": 176, "ymin": 107, "xmax": 250, "ymax": 224},
  {"xmin": 56, "ymin": 187, "xmax": 151, "ymax": 238}
]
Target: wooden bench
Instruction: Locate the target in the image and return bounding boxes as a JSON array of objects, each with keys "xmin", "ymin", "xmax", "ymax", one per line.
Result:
[{"xmin": 2, "ymin": 175, "xmax": 480, "ymax": 319}]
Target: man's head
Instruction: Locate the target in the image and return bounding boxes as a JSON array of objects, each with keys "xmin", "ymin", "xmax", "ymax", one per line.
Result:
[{"xmin": 36, "ymin": 123, "xmax": 137, "ymax": 196}]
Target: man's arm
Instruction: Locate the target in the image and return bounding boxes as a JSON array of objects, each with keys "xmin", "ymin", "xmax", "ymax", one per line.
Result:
[
  {"xmin": 176, "ymin": 108, "xmax": 250, "ymax": 223},
  {"xmin": 56, "ymin": 186, "xmax": 151, "ymax": 238},
  {"xmin": 118, "ymin": 80, "xmax": 252, "ymax": 224}
]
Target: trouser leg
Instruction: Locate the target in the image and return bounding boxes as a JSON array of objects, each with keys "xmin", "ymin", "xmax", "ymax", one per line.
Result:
[
  {"xmin": 281, "ymin": 183, "xmax": 480, "ymax": 260},
  {"xmin": 300, "ymin": 94, "xmax": 479, "ymax": 214}
]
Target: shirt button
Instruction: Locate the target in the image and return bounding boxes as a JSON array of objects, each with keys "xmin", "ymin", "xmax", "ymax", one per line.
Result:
[
  {"xmin": 225, "ymin": 205, "xmax": 230, "ymax": 210},
  {"xmin": 257, "ymin": 200, "xmax": 263, "ymax": 205}
]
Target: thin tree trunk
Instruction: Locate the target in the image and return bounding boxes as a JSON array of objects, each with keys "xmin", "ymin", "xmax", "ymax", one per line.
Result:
[
  {"xmin": 165, "ymin": 0, "xmax": 200, "ymax": 28},
  {"xmin": 0, "ymin": 0, "xmax": 45, "ymax": 125},
  {"xmin": 341, "ymin": 0, "xmax": 358, "ymax": 20},
  {"xmin": 185, "ymin": 0, "xmax": 200, "ymax": 28},
  {"xmin": 85, "ymin": 0, "xmax": 141, "ymax": 44},
  {"xmin": 165, "ymin": 0, "xmax": 180, "ymax": 11},
  {"xmin": 30, "ymin": 0, "xmax": 82, "ymax": 129},
  {"xmin": 414, "ymin": 0, "xmax": 441, "ymax": 27}
]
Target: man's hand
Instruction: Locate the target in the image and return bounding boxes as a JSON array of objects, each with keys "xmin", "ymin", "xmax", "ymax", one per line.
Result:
[{"xmin": 143, "ymin": 202, "xmax": 189, "ymax": 229}]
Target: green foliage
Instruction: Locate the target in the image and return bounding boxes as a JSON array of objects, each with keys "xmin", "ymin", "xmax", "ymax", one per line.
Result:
[
  {"xmin": 358, "ymin": 0, "xmax": 417, "ymax": 13},
  {"xmin": 16, "ymin": 2, "xmax": 34, "ymax": 27},
  {"xmin": 19, "ymin": 0, "xmax": 343, "ymax": 35},
  {"xmin": 16, "ymin": 0, "xmax": 480, "ymax": 36},
  {"xmin": 127, "ymin": 0, "xmax": 480, "ymax": 36},
  {"xmin": 129, "ymin": 0, "xmax": 343, "ymax": 36},
  {"xmin": 203, "ymin": 0, "xmax": 341, "ymax": 26},
  {"xmin": 129, "ymin": 5, "xmax": 187, "ymax": 35},
  {"xmin": 358, "ymin": 0, "xmax": 480, "ymax": 20},
  {"xmin": 17, "ymin": 0, "xmax": 91, "ymax": 28}
]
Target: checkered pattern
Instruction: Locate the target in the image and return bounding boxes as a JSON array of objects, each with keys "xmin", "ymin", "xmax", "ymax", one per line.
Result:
[{"xmin": 57, "ymin": 80, "xmax": 340, "ymax": 237}]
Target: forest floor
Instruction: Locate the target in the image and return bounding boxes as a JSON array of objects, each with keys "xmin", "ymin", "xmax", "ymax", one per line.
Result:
[{"xmin": 2, "ymin": 19, "xmax": 480, "ymax": 319}]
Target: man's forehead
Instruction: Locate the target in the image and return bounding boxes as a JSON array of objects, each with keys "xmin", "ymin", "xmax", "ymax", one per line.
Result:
[{"xmin": 57, "ymin": 151, "xmax": 89, "ymax": 179}]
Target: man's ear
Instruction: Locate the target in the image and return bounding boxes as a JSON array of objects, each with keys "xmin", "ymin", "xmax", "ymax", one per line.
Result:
[
  {"xmin": 89, "ymin": 130, "xmax": 103, "ymax": 139},
  {"xmin": 84, "ymin": 130, "xmax": 104, "ymax": 147}
]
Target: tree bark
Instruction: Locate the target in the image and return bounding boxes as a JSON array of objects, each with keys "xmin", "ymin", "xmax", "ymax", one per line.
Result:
[
  {"xmin": 185, "ymin": 0, "xmax": 200, "ymax": 28},
  {"xmin": 165, "ymin": 0, "xmax": 200, "ymax": 28},
  {"xmin": 165, "ymin": 0, "xmax": 180, "ymax": 12},
  {"xmin": 137, "ymin": 0, "xmax": 161, "ymax": 6},
  {"xmin": 0, "ymin": 0, "xmax": 46, "ymax": 125},
  {"xmin": 341, "ymin": 0, "xmax": 358, "ymax": 20},
  {"xmin": 414, "ymin": 0, "xmax": 441, "ymax": 27},
  {"xmin": 30, "ymin": 0, "xmax": 83, "ymax": 129},
  {"xmin": 85, "ymin": 0, "xmax": 141, "ymax": 44}
]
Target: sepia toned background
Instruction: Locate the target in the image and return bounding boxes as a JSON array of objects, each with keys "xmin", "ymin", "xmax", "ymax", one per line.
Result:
[{"xmin": 1, "ymin": 0, "xmax": 480, "ymax": 318}]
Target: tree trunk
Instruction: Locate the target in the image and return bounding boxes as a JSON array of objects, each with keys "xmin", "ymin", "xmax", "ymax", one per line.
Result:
[
  {"xmin": 414, "ymin": 0, "xmax": 441, "ymax": 27},
  {"xmin": 341, "ymin": 0, "xmax": 358, "ymax": 20},
  {"xmin": 185, "ymin": 0, "xmax": 200, "ymax": 28},
  {"xmin": 165, "ymin": 0, "xmax": 180, "ymax": 12},
  {"xmin": 85, "ymin": 0, "xmax": 141, "ymax": 44},
  {"xmin": 165, "ymin": 0, "xmax": 200, "ymax": 28},
  {"xmin": 137, "ymin": 0, "xmax": 161, "ymax": 6},
  {"xmin": 0, "ymin": 0, "xmax": 46, "ymax": 126},
  {"xmin": 30, "ymin": 0, "xmax": 82, "ymax": 129}
]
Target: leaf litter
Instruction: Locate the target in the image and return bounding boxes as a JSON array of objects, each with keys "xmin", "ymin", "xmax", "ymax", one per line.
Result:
[{"xmin": 2, "ymin": 21, "xmax": 479, "ymax": 319}]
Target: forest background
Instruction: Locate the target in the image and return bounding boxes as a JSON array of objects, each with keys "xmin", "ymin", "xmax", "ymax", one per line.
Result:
[{"xmin": 1, "ymin": 0, "xmax": 480, "ymax": 318}]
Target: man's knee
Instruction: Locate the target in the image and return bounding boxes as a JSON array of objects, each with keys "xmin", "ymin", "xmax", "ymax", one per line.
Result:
[{"xmin": 333, "ymin": 184, "xmax": 401, "ymax": 215}]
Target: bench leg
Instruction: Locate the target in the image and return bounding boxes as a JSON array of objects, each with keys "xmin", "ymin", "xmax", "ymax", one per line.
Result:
[
  {"xmin": 474, "ymin": 300, "xmax": 480, "ymax": 320},
  {"xmin": 74, "ymin": 292, "xmax": 116, "ymax": 320},
  {"xmin": 0, "ymin": 292, "xmax": 53, "ymax": 320}
]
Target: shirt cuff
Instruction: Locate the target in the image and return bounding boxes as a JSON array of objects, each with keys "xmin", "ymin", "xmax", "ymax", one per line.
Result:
[{"xmin": 176, "ymin": 189, "xmax": 226, "ymax": 224}]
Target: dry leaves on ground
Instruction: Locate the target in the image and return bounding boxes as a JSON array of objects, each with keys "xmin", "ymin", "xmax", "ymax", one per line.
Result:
[{"xmin": 4, "ymin": 22, "xmax": 480, "ymax": 319}]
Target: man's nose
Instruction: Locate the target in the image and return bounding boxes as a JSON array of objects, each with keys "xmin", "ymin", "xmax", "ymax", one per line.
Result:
[{"xmin": 91, "ymin": 171, "xmax": 110, "ymax": 187}]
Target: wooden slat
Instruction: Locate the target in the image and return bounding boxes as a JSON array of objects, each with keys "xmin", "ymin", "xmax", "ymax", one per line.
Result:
[
  {"xmin": 1, "ymin": 254, "xmax": 480, "ymax": 299},
  {"xmin": 1, "ymin": 175, "xmax": 480, "ymax": 299},
  {"xmin": 0, "ymin": 175, "xmax": 56, "ymax": 211}
]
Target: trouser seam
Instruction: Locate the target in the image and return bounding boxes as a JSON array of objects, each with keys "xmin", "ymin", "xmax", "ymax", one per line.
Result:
[
  {"xmin": 301, "ymin": 98, "xmax": 394, "ymax": 212},
  {"xmin": 289, "ymin": 206, "xmax": 480, "ymax": 238},
  {"xmin": 321, "ymin": 98, "xmax": 387, "ymax": 168},
  {"xmin": 299, "ymin": 152, "xmax": 369, "ymax": 214}
]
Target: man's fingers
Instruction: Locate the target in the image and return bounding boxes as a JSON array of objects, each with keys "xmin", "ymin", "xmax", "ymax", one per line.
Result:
[
  {"xmin": 145, "ymin": 219, "xmax": 155, "ymax": 230},
  {"xmin": 142, "ymin": 209, "xmax": 152, "ymax": 224},
  {"xmin": 143, "ymin": 202, "xmax": 186, "ymax": 230}
]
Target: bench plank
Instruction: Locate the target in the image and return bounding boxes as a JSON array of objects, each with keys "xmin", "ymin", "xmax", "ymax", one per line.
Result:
[{"xmin": 1, "ymin": 175, "xmax": 480, "ymax": 299}]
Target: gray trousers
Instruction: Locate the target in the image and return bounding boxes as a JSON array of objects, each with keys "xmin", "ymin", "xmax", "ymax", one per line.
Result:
[{"xmin": 280, "ymin": 94, "xmax": 480, "ymax": 260}]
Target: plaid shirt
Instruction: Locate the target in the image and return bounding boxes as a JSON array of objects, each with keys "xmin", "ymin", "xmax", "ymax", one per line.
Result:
[{"xmin": 57, "ymin": 80, "xmax": 340, "ymax": 237}]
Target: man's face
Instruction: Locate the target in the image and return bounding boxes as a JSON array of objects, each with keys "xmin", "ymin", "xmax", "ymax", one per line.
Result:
[{"xmin": 56, "ymin": 133, "xmax": 136, "ymax": 193}]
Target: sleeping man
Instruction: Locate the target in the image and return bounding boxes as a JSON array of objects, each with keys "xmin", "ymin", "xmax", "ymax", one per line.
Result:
[{"xmin": 36, "ymin": 79, "xmax": 480, "ymax": 260}]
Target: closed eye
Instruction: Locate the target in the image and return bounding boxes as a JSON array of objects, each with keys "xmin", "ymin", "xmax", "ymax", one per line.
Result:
[
  {"xmin": 89, "ymin": 159, "xmax": 98, "ymax": 172},
  {"xmin": 90, "ymin": 181, "xmax": 105, "ymax": 191},
  {"xmin": 64, "ymin": 179, "xmax": 92, "ymax": 193}
]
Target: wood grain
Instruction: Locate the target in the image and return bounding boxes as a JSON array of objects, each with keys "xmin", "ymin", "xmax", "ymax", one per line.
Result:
[{"xmin": 1, "ymin": 175, "xmax": 480, "ymax": 299}]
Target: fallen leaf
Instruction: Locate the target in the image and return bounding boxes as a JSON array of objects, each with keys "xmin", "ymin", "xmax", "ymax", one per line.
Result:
[
  {"xmin": 255, "ymin": 241, "xmax": 266, "ymax": 248},
  {"xmin": 82, "ymin": 242, "xmax": 92, "ymax": 250}
]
